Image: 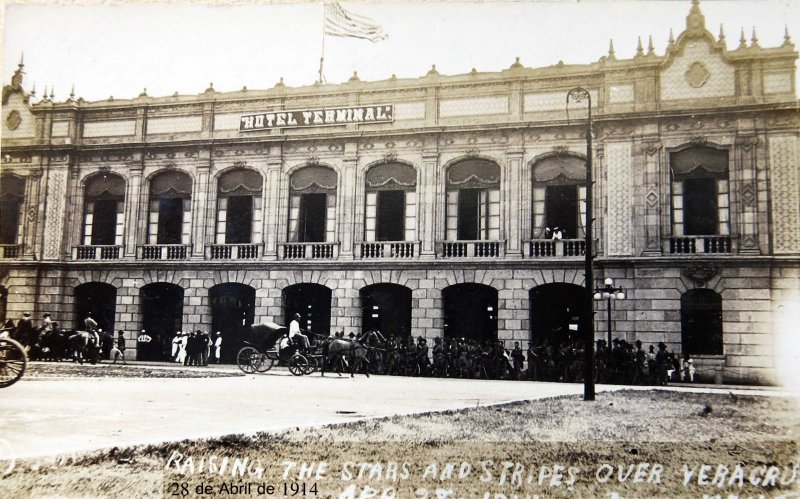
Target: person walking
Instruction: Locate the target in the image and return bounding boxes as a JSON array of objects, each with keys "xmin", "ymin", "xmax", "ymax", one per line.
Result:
[{"xmin": 110, "ymin": 330, "xmax": 127, "ymax": 364}]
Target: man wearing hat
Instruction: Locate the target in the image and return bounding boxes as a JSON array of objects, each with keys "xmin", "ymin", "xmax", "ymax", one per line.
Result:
[
  {"xmin": 16, "ymin": 312, "xmax": 34, "ymax": 349},
  {"xmin": 41, "ymin": 313, "xmax": 53, "ymax": 334},
  {"xmin": 289, "ymin": 313, "xmax": 310, "ymax": 350}
]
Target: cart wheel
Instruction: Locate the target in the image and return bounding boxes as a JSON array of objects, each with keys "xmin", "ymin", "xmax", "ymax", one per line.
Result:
[
  {"xmin": 0, "ymin": 338, "xmax": 28, "ymax": 388},
  {"xmin": 255, "ymin": 353, "xmax": 274, "ymax": 373},
  {"xmin": 237, "ymin": 347, "xmax": 259, "ymax": 374},
  {"xmin": 288, "ymin": 354, "xmax": 309, "ymax": 376},
  {"xmin": 302, "ymin": 355, "xmax": 318, "ymax": 375}
]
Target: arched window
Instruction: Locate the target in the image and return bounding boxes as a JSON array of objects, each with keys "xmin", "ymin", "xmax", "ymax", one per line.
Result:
[
  {"xmin": 148, "ymin": 171, "xmax": 192, "ymax": 245},
  {"xmin": 0, "ymin": 174, "xmax": 25, "ymax": 246},
  {"xmin": 364, "ymin": 162, "xmax": 416, "ymax": 242},
  {"xmin": 681, "ymin": 288, "xmax": 723, "ymax": 355},
  {"xmin": 670, "ymin": 146, "xmax": 729, "ymax": 236},
  {"xmin": 288, "ymin": 166, "xmax": 337, "ymax": 243},
  {"xmin": 445, "ymin": 159, "xmax": 500, "ymax": 241},
  {"xmin": 216, "ymin": 169, "xmax": 263, "ymax": 244},
  {"xmin": 83, "ymin": 173, "xmax": 125, "ymax": 246},
  {"xmin": 531, "ymin": 154, "xmax": 587, "ymax": 240}
]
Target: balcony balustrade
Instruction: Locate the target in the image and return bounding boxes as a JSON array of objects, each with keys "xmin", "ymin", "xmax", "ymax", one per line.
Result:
[
  {"xmin": 207, "ymin": 244, "xmax": 260, "ymax": 260},
  {"xmin": 668, "ymin": 236, "xmax": 733, "ymax": 255},
  {"xmin": 138, "ymin": 244, "xmax": 191, "ymax": 260},
  {"xmin": 0, "ymin": 244, "xmax": 21, "ymax": 259},
  {"xmin": 437, "ymin": 240, "xmax": 505, "ymax": 258},
  {"xmin": 526, "ymin": 239, "xmax": 589, "ymax": 258},
  {"xmin": 358, "ymin": 241, "xmax": 419, "ymax": 259},
  {"xmin": 279, "ymin": 242, "xmax": 339, "ymax": 260},
  {"xmin": 73, "ymin": 245, "xmax": 123, "ymax": 260}
]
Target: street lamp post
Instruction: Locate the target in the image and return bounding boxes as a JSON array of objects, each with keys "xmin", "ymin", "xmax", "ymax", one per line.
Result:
[
  {"xmin": 594, "ymin": 277, "xmax": 625, "ymax": 347},
  {"xmin": 566, "ymin": 87, "xmax": 594, "ymax": 401}
]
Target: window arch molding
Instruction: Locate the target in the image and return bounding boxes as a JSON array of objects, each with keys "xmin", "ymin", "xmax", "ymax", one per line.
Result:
[
  {"xmin": 529, "ymin": 152, "xmax": 587, "ymax": 185},
  {"xmin": 443, "ymin": 156, "xmax": 502, "ymax": 189},
  {"xmin": 363, "ymin": 159, "xmax": 419, "ymax": 190}
]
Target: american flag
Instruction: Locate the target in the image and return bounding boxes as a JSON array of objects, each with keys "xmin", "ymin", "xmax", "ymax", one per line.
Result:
[{"xmin": 324, "ymin": 2, "xmax": 388, "ymax": 43}]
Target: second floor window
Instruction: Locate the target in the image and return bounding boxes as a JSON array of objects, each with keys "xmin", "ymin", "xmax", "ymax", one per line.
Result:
[
  {"xmin": 83, "ymin": 173, "xmax": 125, "ymax": 246},
  {"xmin": 216, "ymin": 169, "xmax": 263, "ymax": 244},
  {"xmin": 446, "ymin": 159, "xmax": 500, "ymax": 241},
  {"xmin": 0, "ymin": 174, "xmax": 25, "ymax": 245},
  {"xmin": 364, "ymin": 162, "xmax": 417, "ymax": 242},
  {"xmin": 670, "ymin": 146, "xmax": 729, "ymax": 236},
  {"xmin": 148, "ymin": 170, "xmax": 192, "ymax": 245},
  {"xmin": 531, "ymin": 154, "xmax": 587, "ymax": 240},
  {"xmin": 288, "ymin": 165, "xmax": 337, "ymax": 243}
]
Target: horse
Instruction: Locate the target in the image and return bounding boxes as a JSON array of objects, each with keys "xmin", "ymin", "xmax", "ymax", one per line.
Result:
[
  {"xmin": 320, "ymin": 335, "xmax": 372, "ymax": 377},
  {"xmin": 68, "ymin": 330, "xmax": 100, "ymax": 365}
]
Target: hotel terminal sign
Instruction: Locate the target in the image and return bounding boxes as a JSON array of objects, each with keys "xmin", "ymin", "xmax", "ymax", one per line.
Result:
[{"xmin": 239, "ymin": 104, "xmax": 393, "ymax": 132}]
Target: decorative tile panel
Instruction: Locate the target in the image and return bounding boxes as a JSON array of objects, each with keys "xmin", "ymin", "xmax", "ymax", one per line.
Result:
[
  {"xmin": 763, "ymin": 71, "xmax": 793, "ymax": 94},
  {"xmin": 394, "ymin": 101, "xmax": 426, "ymax": 120},
  {"xmin": 439, "ymin": 96, "xmax": 508, "ymax": 118},
  {"xmin": 44, "ymin": 170, "xmax": 67, "ymax": 259},
  {"xmin": 147, "ymin": 115, "xmax": 203, "ymax": 135},
  {"xmin": 51, "ymin": 121, "xmax": 70, "ymax": 137},
  {"xmin": 606, "ymin": 142, "xmax": 633, "ymax": 256},
  {"xmin": 660, "ymin": 40, "xmax": 735, "ymax": 100},
  {"xmin": 524, "ymin": 90, "xmax": 598, "ymax": 112},
  {"xmin": 83, "ymin": 120, "xmax": 136, "ymax": 138},
  {"xmin": 769, "ymin": 136, "xmax": 800, "ymax": 254},
  {"xmin": 609, "ymin": 84, "xmax": 634, "ymax": 103},
  {"xmin": 214, "ymin": 113, "xmax": 244, "ymax": 131}
]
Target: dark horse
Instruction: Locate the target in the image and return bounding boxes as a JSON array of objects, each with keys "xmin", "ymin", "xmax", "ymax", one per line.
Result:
[{"xmin": 320, "ymin": 331, "xmax": 382, "ymax": 377}]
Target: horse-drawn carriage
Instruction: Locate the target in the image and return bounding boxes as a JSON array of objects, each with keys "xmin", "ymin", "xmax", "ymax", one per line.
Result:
[
  {"xmin": 236, "ymin": 322, "xmax": 323, "ymax": 376},
  {"xmin": 0, "ymin": 331, "xmax": 28, "ymax": 388}
]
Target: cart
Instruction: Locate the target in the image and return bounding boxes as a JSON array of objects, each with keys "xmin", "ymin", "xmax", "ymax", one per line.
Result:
[{"xmin": 0, "ymin": 334, "xmax": 28, "ymax": 388}]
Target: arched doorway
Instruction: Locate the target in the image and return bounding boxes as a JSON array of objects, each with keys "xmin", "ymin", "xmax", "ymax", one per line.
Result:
[
  {"xmin": 210, "ymin": 283, "xmax": 256, "ymax": 363},
  {"xmin": 442, "ymin": 283, "xmax": 498, "ymax": 343},
  {"xmin": 282, "ymin": 283, "xmax": 332, "ymax": 336},
  {"xmin": 529, "ymin": 283, "xmax": 586, "ymax": 348},
  {"xmin": 139, "ymin": 283, "xmax": 183, "ymax": 361},
  {"xmin": 681, "ymin": 288, "xmax": 723, "ymax": 355},
  {"xmin": 74, "ymin": 282, "xmax": 117, "ymax": 333},
  {"xmin": 360, "ymin": 283, "xmax": 412, "ymax": 338}
]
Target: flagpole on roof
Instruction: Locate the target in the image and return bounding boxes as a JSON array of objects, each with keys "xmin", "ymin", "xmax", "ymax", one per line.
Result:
[{"xmin": 319, "ymin": 2, "xmax": 327, "ymax": 84}]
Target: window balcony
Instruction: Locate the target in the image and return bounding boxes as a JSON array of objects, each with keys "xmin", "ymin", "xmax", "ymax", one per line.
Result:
[
  {"xmin": 279, "ymin": 242, "xmax": 339, "ymax": 260},
  {"xmin": 437, "ymin": 240, "xmax": 505, "ymax": 258},
  {"xmin": 206, "ymin": 244, "xmax": 260, "ymax": 260},
  {"xmin": 526, "ymin": 239, "xmax": 589, "ymax": 258},
  {"xmin": 73, "ymin": 245, "xmax": 123, "ymax": 260},
  {"xmin": 0, "ymin": 244, "xmax": 21, "ymax": 259},
  {"xmin": 138, "ymin": 244, "xmax": 191, "ymax": 260},
  {"xmin": 667, "ymin": 236, "xmax": 733, "ymax": 255},
  {"xmin": 358, "ymin": 241, "xmax": 420, "ymax": 260}
]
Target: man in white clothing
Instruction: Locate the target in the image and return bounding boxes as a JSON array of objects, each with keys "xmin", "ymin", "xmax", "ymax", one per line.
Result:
[{"xmin": 289, "ymin": 313, "xmax": 311, "ymax": 350}]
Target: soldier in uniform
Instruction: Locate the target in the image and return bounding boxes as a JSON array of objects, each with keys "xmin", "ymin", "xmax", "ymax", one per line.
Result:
[{"xmin": 510, "ymin": 341, "xmax": 524, "ymax": 380}]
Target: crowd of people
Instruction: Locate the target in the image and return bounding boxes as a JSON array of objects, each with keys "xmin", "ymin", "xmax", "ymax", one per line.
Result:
[
  {"xmin": 1, "ymin": 309, "xmax": 697, "ymax": 385},
  {"xmin": 169, "ymin": 331, "xmax": 222, "ymax": 366}
]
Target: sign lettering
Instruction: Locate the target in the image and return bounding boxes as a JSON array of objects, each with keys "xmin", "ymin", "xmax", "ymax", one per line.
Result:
[{"xmin": 239, "ymin": 105, "xmax": 393, "ymax": 131}]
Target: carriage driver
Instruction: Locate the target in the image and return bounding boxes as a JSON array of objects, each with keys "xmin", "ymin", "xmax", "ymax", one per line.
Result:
[{"xmin": 289, "ymin": 313, "xmax": 311, "ymax": 351}]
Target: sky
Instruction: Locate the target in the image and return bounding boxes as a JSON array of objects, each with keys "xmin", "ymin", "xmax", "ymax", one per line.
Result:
[{"xmin": 1, "ymin": 0, "xmax": 798, "ymax": 102}]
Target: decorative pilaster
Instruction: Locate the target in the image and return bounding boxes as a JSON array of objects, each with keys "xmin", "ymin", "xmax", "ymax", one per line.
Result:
[
  {"xmin": 42, "ymin": 168, "xmax": 68, "ymax": 260},
  {"xmin": 505, "ymin": 149, "xmax": 523, "ymax": 255},
  {"xmin": 191, "ymin": 157, "xmax": 211, "ymax": 257},
  {"xmin": 22, "ymin": 167, "xmax": 42, "ymax": 259},
  {"xmin": 338, "ymin": 152, "xmax": 358, "ymax": 259},
  {"xmin": 420, "ymin": 149, "xmax": 439, "ymax": 256},
  {"xmin": 736, "ymin": 135, "xmax": 761, "ymax": 254},
  {"xmin": 640, "ymin": 140, "xmax": 663, "ymax": 255},
  {"xmin": 264, "ymin": 159, "xmax": 283, "ymax": 258},
  {"xmin": 125, "ymin": 161, "xmax": 143, "ymax": 257},
  {"xmin": 605, "ymin": 142, "xmax": 634, "ymax": 256}
]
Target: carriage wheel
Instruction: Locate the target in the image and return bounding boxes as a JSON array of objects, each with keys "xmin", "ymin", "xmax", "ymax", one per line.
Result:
[
  {"xmin": 255, "ymin": 353, "xmax": 274, "ymax": 373},
  {"xmin": 288, "ymin": 354, "xmax": 309, "ymax": 376},
  {"xmin": 302, "ymin": 355, "xmax": 319, "ymax": 375},
  {"xmin": 236, "ymin": 347, "xmax": 259, "ymax": 374},
  {"xmin": 0, "ymin": 338, "xmax": 28, "ymax": 388}
]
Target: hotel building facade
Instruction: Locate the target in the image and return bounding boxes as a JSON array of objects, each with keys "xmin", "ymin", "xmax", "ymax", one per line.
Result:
[{"xmin": 1, "ymin": 2, "xmax": 798, "ymax": 383}]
